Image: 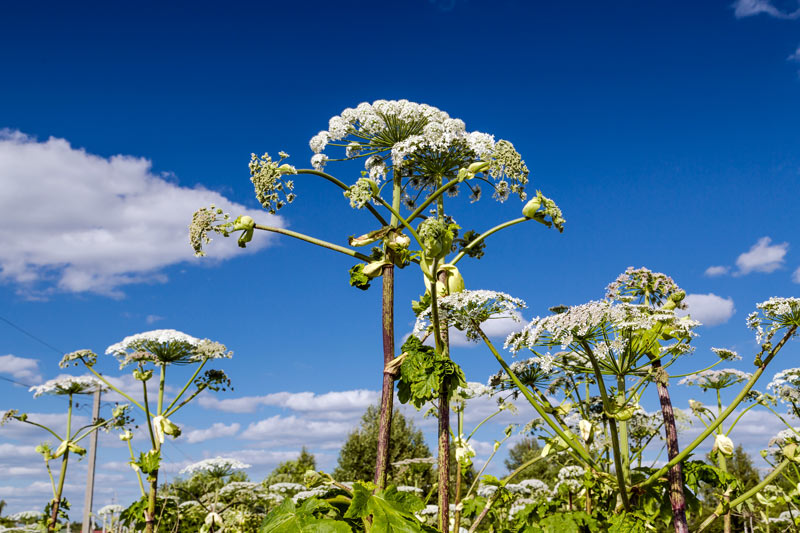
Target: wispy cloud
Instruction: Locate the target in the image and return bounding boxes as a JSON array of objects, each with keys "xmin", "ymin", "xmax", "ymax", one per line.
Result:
[
  {"xmin": 733, "ymin": 0, "xmax": 800, "ymax": 19},
  {"xmin": 704, "ymin": 265, "xmax": 730, "ymax": 277},
  {"xmin": 735, "ymin": 236, "xmax": 788, "ymax": 275},
  {"xmin": 198, "ymin": 389, "xmax": 380, "ymax": 416},
  {"xmin": 0, "ymin": 354, "xmax": 42, "ymax": 384},
  {"xmin": 677, "ymin": 293, "xmax": 735, "ymax": 326},
  {"xmin": 184, "ymin": 422, "xmax": 241, "ymax": 444},
  {"xmin": 145, "ymin": 314, "xmax": 164, "ymax": 324},
  {"xmin": 0, "ymin": 130, "xmax": 283, "ymax": 297},
  {"xmin": 792, "ymin": 266, "xmax": 800, "ymax": 283}
]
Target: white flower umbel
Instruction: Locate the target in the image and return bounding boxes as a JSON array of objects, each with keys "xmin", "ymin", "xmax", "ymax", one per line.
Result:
[
  {"xmin": 106, "ymin": 329, "xmax": 232, "ymax": 368},
  {"xmin": 679, "ymin": 369, "xmax": 752, "ymax": 390},
  {"xmin": 450, "ymin": 381, "xmax": 491, "ymax": 409},
  {"xmin": 414, "ymin": 290, "xmax": 526, "ymax": 342},
  {"xmin": 711, "ymin": 347, "xmax": 741, "ymax": 361},
  {"xmin": 747, "ymin": 297, "xmax": 800, "ymax": 345},
  {"xmin": 179, "ymin": 457, "xmax": 251, "ymax": 477},
  {"xmin": 768, "ymin": 368, "xmax": 800, "ymax": 406},
  {"xmin": 29, "ymin": 375, "xmax": 106, "ymax": 398},
  {"xmin": 97, "ymin": 504, "xmax": 124, "ymax": 516},
  {"xmin": 506, "ymin": 301, "xmax": 698, "ymax": 373},
  {"xmin": 268, "ymin": 482, "xmax": 306, "ymax": 494},
  {"xmin": 309, "ymin": 99, "xmax": 529, "ymax": 202}
]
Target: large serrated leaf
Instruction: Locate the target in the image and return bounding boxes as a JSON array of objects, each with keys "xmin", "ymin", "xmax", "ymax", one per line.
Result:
[{"xmin": 260, "ymin": 498, "xmax": 351, "ymax": 533}]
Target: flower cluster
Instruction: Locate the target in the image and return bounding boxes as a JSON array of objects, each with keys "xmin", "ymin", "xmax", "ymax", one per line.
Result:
[
  {"xmin": 189, "ymin": 205, "xmax": 233, "ymax": 257},
  {"xmin": 414, "ymin": 290, "xmax": 526, "ymax": 342},
  {"xmin": 554, "ymin": 465, "xmax": 585, "ymax": 494},
  {"xmin": 309, "ymin": 99, "xmax": 528, "ymax": 200},
  {"xmin": 59, "ymin": 349, "xmax": 97, "ymax": 368},
  {"xmin": 506, "ymin": 301, "xmax": 698, "ymax": 366},
  {"xmin": 343, "ymin": 178, "xmax": 376, "ymax": 209},
  {"xmin": 267, "ymin": 482, "xmax": 306, "ymax": 494},
  {"xmin": 249, "ymin": 152, "xmax": 296, "ymax": 214},
  {"xmin": 711, "ymin": 347, "xmax": 741, "ymax": 361},
  {"xmin": 679, "ymin": 369, "xmax": 752, "ymax": 390},
  {"xmin": 29, "ymin": 375, "xmax": 106, "ymax": 398},
  {"xmin": 768, "ymin": 368, "xmax": 800, "ymax": 407},
  {"xmin": 450, "ymin": 381, "xmax": 491, "ymax": 409},
  {"xmin": 97, "ymin": 504, "xmax": 124, "ymax": 516},
  {"xmin": 179, "ymin": 457, "xmax": 251, "ymax": 476},
  {"xmin": 746, "ymin": 297, "xmax": 800, "ymax": 345},
  {"xmin": 489, "ymin": 354, "xmax": 557, "ymax": 393},
  {"xmin": 606, "ymin": 267, "xmax": 685, "ymax": 308},
  {"xmin": 106, "ymin": 329, "xmax": 232, "ymax": 368}
]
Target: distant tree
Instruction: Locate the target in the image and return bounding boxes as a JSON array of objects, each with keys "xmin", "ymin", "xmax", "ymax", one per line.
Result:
[
  {"xmin": 333, "ymin": 405, "xmax": 433, "ymax": 488},
  {"xmin": 696, "ymin": 445, "xmax": 761, "ymax": 533},
  {"xmin": 504, "ymin": 437, "xmax": 562, "ymax": 485},
  {"xmin": 265, "ymin": 447, "xmax": 317, "ymax": 485}
]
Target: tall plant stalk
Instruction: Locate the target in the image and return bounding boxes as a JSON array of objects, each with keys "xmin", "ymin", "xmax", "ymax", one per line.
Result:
[{"xmin": 652, "ymin": 359, "xmax": 688, "ymax": 533}]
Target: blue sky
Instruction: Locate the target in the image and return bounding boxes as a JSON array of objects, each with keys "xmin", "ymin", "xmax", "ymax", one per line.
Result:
[{"xmin": 1, "ymin": 0, "xmax": 800, "ymax": 517}]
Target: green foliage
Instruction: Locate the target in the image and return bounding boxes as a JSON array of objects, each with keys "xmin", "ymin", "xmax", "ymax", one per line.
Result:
[
  {"xmin": 120, "ymin": 495, "xmax": 179, "ymax": 532},
  {"xmin": 266, "ymin": 448, "xmax": 317, "ymax": 485},
  {"xmin": 260, "ymin": 498, "xmax": 350, "ymax": 533},
  {"xmin": 349, "ymin": 264, "xmax": 372, "ymax": 291},
  {"xmin": 504, "ymin": 437, "xmax": 561, "ymax": 484},
  {"xmin": 519, "ymin": 510, "xmax": 597, "ymax": 533},
  {"xmin": 453, "ymin": 229, "xmax": 485, "ymax": 259},
  {"xmin": 333, "ymin": 405, "xmax": 432, "ymax": 487},
  {"xmin": 345, "ymin": 483, "xmax": 425, "ymax": 533},
  {"xmin": 397, "ymin": 336, "xmax": 466, "ymax": 410}
]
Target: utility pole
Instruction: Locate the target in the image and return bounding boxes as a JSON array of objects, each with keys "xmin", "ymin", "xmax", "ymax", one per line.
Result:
[{"xmin": 82, "ymin": 389, "xmax": 101, "ymax": 533}]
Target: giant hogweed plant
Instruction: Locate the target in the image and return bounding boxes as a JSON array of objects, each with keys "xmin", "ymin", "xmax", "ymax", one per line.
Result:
[
  {"xmin": 412, "ymin": 268, "xmax": 800, "ymax": 532},
  {"xmin": 1, "ymin": 376, "xmax": 131, "ymax": 531},
  {"xmin": 189, "ymin": 99, "xmax": 564, "ymax": 531},
  {"xmin": 59, "ymin": 329, "xmax": 233, "ymax": 533}
]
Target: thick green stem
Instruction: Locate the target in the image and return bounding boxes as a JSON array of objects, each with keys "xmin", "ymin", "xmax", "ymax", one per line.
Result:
[
  {"xmin": 468, "ymin": 453, "xmax": 547, "ymax": 533},
  {"xmin": 616, "ymin": 376, "xmax": 631, "ymax": 490},
  {"xmin": 48, "ymin": 395, "xmax": 73, "ymax": 532},
  {"xmin": 374, "ymin": 173, "xmax": 402, "ymax": 488},
  {"xmin": 637, "ymin": 325, "xmax": 797, "ymax": 490},
  {"xmin": 476, "ymin": 326, "xmax": 596, "ymax": 467},
  {"xmin": 48, "ymin": 450, "xmax": 69, "ymax": 532},
  {"xmin": 253, "ymin": 224, "xmax": 373, "ymax": 262},
  {"xmin": 697, "ymin": 459, "xmax": 791, "ymax": 532},
  {"xmin": 580, "ymin": 341, "xmax": 630, "ymax": 511}
]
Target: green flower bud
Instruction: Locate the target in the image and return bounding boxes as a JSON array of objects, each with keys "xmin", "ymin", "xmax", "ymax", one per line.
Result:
[
  {"xmin": 417, "ymin": 218, "xmax": 454, "ymax": 261},
  {"xmin": 233, "ymin": 215, "xmax": 255, "ymax": 248},
  {"xmin": 579, "ymin": 420, "xmax": 593, "ymax": 442},
  {"xmin": 425, "ymin": 264, "xmax": 465, "ymax": 296},
  {"xmin": 714, "ymin": 434, "xmax": 734, "ymax": 456},
  {"xmin": 467, "ymin": 161, "xmax": 490, "ymax": 174},
  {"xmin": 162, "ymin": 418, "xmax": 181, "ymax": 438},
  {"xmin": 363, "ymin": 261, "xmax": 390, "ymax": 279},
  {"xmin": 133, "ymin": 369, "xmax": 153, "ymax": 382},
  {"xmin": 522, "ymin": 197, "xmax": 542, "ymax": 218},
  {"xmin": 119, "ymin": 430, "xmax": 134, "ymax": 442}
]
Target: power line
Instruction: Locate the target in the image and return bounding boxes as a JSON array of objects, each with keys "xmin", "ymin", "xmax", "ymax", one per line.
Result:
[
  {"xmin": 0, "ymin": 315, "xmax": 64, "ymax": 355},
  {"xmin": 0, "ymin": 374, "xmax": 34, "ymax": 388}
]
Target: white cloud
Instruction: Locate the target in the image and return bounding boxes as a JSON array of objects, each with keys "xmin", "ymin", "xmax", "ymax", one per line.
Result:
[
  {"xmin": 790, "ymin": 46, "xmax": 800, "ymax": 61},
  {"xmin": 677, "ymin": 293, "xmax": 735, "ymax": 326},
  {"xmin": 198, "ymin": 389, "xmax": 379, "ymax": 416},
  {"xmin": 241, "ymin": 415, "xmax": 354, "ymax": 444},
  {"xmin": 185, "ymin": 422, "xmax": 240, "ymax": 444},
  {"xmin": 0, "ymin": 354, "xmax": 42, "ymax": 384},
  {"xmin": 793, "ymin": 266, "xmax": 800, "ymax": 283},
  {"xmin": 0, "ymin": 130, "xmax": 283, "ymax": 297},
  {"xmin": 735, "ymin": 236, "xmax": 788, "ymax": 275},
  {"xmin": 733, "ymin": 0, "xmax": 800, "ymax": 19},
  {"xmin": 145, "ymin": 314, "xmax": 164, "ymax": 324},
  {"xmin": 704, "ymin": 265, "xmax": 729, "ymax": 277}
]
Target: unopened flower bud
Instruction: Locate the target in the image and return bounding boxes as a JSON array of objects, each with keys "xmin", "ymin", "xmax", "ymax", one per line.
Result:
[
  {"xmin": 119, "ymin": 430, "xmax": 134, "ymax": 442},
  {"xmin": 579, "ymin": 420, "xmax": 593, "ymax": 442},
  {"xmin": 522, "ymin": 197, "xmax": 542, "ymax": 218},
  {"xmin": 714, "ymin": 434, "xmax": 734, "ymax": 456},
  {"xmin": 467, "ymin": 161, "xmax": 490, "ymax": 174}
]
